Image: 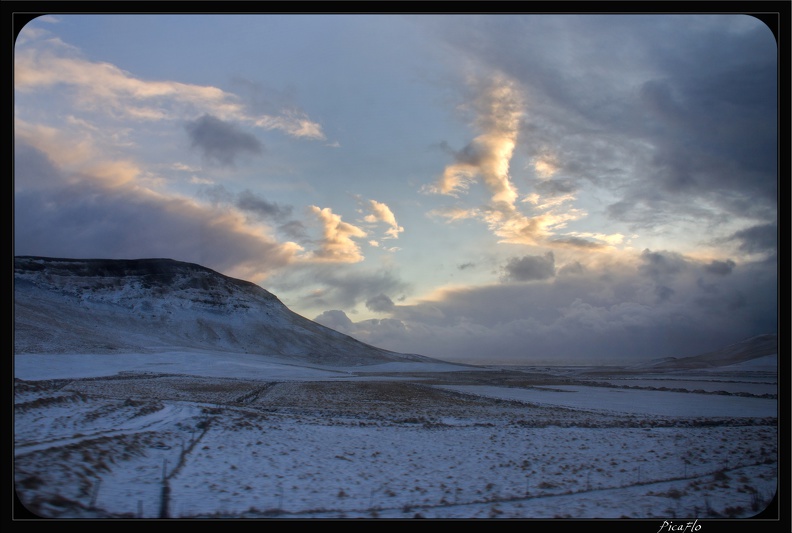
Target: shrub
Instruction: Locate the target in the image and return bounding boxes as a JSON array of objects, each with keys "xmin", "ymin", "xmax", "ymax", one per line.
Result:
[
  {"xmin": 712, "ymin": 469, "xmax": 730, "ymax": 482},
  {"xmin": 723, "ymin": 505, "xmax": 745, "ymax": 518}
]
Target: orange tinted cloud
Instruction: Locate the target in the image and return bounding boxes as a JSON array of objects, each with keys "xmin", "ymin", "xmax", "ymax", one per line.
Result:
[
  {"xmin": 308, "ymin": 206, "xmax": 368, "ymax": 263},
  {"xmin": 363, "ymin": 199, "xmax": 404, "ymax": 239}
]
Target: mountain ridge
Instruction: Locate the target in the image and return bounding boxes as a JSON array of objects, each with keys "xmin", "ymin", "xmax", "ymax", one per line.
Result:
[{"xmin": 13, "ymin": 256, "xmax": 434, "ymax": 367}]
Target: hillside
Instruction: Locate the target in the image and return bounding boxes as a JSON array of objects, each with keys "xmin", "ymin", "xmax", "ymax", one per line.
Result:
[
  {"xmin": 13, "ymin": 256, "xmax": 433, "ymax": 367},
  {"xmin": 644, "ymin": 333, "xmax": 778, "ymax": 371}
]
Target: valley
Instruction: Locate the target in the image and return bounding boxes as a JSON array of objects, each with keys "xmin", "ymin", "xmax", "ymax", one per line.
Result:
[{"xmin": 14, "ymin": 353, "xmax": 778, "ymax": 519}]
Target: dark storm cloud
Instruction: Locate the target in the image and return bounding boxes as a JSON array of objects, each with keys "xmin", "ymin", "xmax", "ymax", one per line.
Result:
[
  {"xmin": 185, "ymin": 114, "xmax": 263, "ymax": 166},
  {"xmin": 14, "ymin": 183, "xmax": 294, "ymax": 274},
  {"xmin": 704, "ymin": 259, "xmax": 736, "ymax": 276},
  {"xmin": 423, "ymin": 15, "xmax": 777, "ymax": 231},
  {"xmin": 727, "ymin": 223, "xmax": 778, "ymax": 256},
  {"xmin": 366, "ymin": 293, "xmax": 395, "ymax": 313},
  {"xmin": 654, "ymin": 285, "xmax": 675, "ymax": 302},
  {"xmin": 638, "ymin": 249, "xmax": 687, "ymax": 281},
  {"xmin": 501, "ymin": 252, "xmax": 555, "ymax": 282},
  {"xmin": 13, "ymin": 140, "xmax": 293, "ymax": 274},
  {"xmin": 370, "ymin": 253, "xmax": 777, "ymax": 364},
  {"xmin": 610, "ymin": 20, "xmax": 777, "ymax": 223}
]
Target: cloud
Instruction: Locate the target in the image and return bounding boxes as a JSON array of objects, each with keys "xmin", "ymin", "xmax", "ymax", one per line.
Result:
[
  {"xmin": 366, "ymin": 293, "xmax": 395, "ymax": 313},
  {"xmin": 420, "ymin": 15, "xmax": 776, "ymax": 255},
  {"xmin": 13, "ymin": 137, "xmax": 304, "ymax": 286},
  {"xmin": 501, "ymin": 252, "xmax": 556, "ymax": 282},
  {"xmin": 637, "ymin": 249, "xmax": 692, "ymax": 303},
  {"xmin": 15, "ymin": 34, "xmax": 326, "ymax": 140},
  {"xmin": 270, "ymin": 263, "xmax": 409, "ymax": 316},
  {"xmin": 13, "ymin": 137, "xmax": 64, "ymax": 190},
  {"xmin": 313, "ymin": 309, "xmax": 354, "ymax": 332},
  {"xmin": 313, "ymin": 312, "xmax": 412, "ymax": 350},
  {"xmin": 278, "ymin": 220, "xmax": 309, "ymax": 241},
  {"xmin": 308, "ymin": 206, "xmax": 367, "ymax": 263},
  {"xmin": 492, "ymin": 208, "xmax": 587, "ymax": 246},
  {"xmin": 311, "ymin": 269, "xmax": 408, "ymax": 311},
  {"xmin": 363, "ymin": 199, "xmax": 404, "ymax": 239},
  {"xmin": 548, "ymin": 237, "xmax": 605, "ymax": 249},
  {"xmin": 704, "ymin": 259, "xmax": 736, "ymax": 276},
  {"xmin": 15, "ymin": 41, "xmax": 244, "ymax": 121},
  {"xmin": 534, "ymin": 178, "xmax": 578, "ymax": 196},
  {"xmin": 458, "ymin": 262, "xmax": 475, "ymax": 270},
  {"xmin": 229, "ymin": 77, "xmax": 326, "ymax": 141},
  {"xmin": 726, "ymin": 223, "xmax": 777, "ymax": 257},
  {"xmin": 203, "ymin": 185, "xmax": 294, "ymax": 224},
  {"xmin": 235, "ymin": 189, "xmax": 293, "ymax": 221},
  {"xmin": 342, "ymin": 250, "xmax": 776, "ymax": 364},
  {"xmin": 253, "ymin": 111, "xmax": 326, "ymax": 141},
  {"xmin": 428, "ymin": 206, "xmax": 480, "ymax": 222},
  {"xmin": 172, "ymin": 162, "xmax": 202, "ymax": 172},
  {"xmin": 13, "ymin": 140, "xmax": 299, "ymax": 282},
  {"xmin": 430, "ymin": 73, "xmax": 523, "ymax": 207},
  {"xmin": 638, "ymin": 249, "xmax": 687, "ymax": 281},
  {"xmin": 424, "ymin": 71, "xmax": 594, "ymax": 248},
  {"xmin": 185, "ymin": 114, "xmax": 263, "ymax": 167},
  {"xmin": 15, "ymin": 118, "xmax": 142, "ymax": 188}
]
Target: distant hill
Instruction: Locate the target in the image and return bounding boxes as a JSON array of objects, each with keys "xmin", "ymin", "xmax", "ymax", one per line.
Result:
[
  {"xmin": 643, "ymin": 334, "xmax": 777, "ymax": 371},
  {"xmin": 13, "ymin": 256, "xmax": 435, "ymax": 367}
]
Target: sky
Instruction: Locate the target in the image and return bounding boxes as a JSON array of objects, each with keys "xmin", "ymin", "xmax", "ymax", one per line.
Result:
[{"xmin": 13, "ymin": 13, "xmax": 779, "ymax": 364}]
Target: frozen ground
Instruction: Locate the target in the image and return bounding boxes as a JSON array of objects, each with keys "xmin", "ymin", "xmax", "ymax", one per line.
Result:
[
  {"xmin": 440, "ymin": 385, "xmax": 777, "ymax": 418},
  {"xmin": 14, "ymin": 351, "xmax": 778, "ymax": 520}
]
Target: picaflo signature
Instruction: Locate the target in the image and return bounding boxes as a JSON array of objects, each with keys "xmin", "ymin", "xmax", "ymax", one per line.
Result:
[{"xmin": 657, "ymin": 520, "xmax": 702, "ymax": 533}]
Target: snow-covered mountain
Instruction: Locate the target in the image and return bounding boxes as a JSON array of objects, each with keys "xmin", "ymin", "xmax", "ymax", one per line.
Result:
[{"xmin": 13, "ymin": 256, "xmax": 434, "ymax": 367}]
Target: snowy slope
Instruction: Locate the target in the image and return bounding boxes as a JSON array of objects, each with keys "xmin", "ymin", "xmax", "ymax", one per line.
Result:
[
  {"xmin": 14, "ymin": 256, "xmax": 434, "ymax": 367},
  {"xmin": 644, "ymin": 334, "xmax": 778, "ymax": 371}
]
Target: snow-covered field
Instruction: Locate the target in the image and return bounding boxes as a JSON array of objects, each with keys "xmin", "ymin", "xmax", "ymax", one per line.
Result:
[
  {"xmin": 441, "ymin": 385, "xmax": 777, "ymax": 418},
  {"xmin": 14, "ymin": 352, "xmax": 778, "ymax": 520}
]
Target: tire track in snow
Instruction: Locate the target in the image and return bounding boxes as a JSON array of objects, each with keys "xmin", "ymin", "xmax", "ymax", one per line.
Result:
[{"xmin": 14, "ymin": 402, "xmax": 203, "ymax": 457}]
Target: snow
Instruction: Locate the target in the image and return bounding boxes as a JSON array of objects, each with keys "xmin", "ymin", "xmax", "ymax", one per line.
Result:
[
  {"xmin": 704, "ymin": 354, "xmax": 778, "ymax": 373},
  {"xmin": 14, "ymin": 352, "xmax": 350, "ymax": 381},
  {"xmin": 14, "ymin": 351, "xmax": 778, "ymax": 520},
  {"xmin": 439, "ymin": 385, "xmax": 778, "ymax": 418},
  {"xmin": 587, "ymin": 379, "xmax": 776, "ymax": 396},
  {"xmin": 13, "ymin": 259, "xmax": 779, "ymax": 520}
]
